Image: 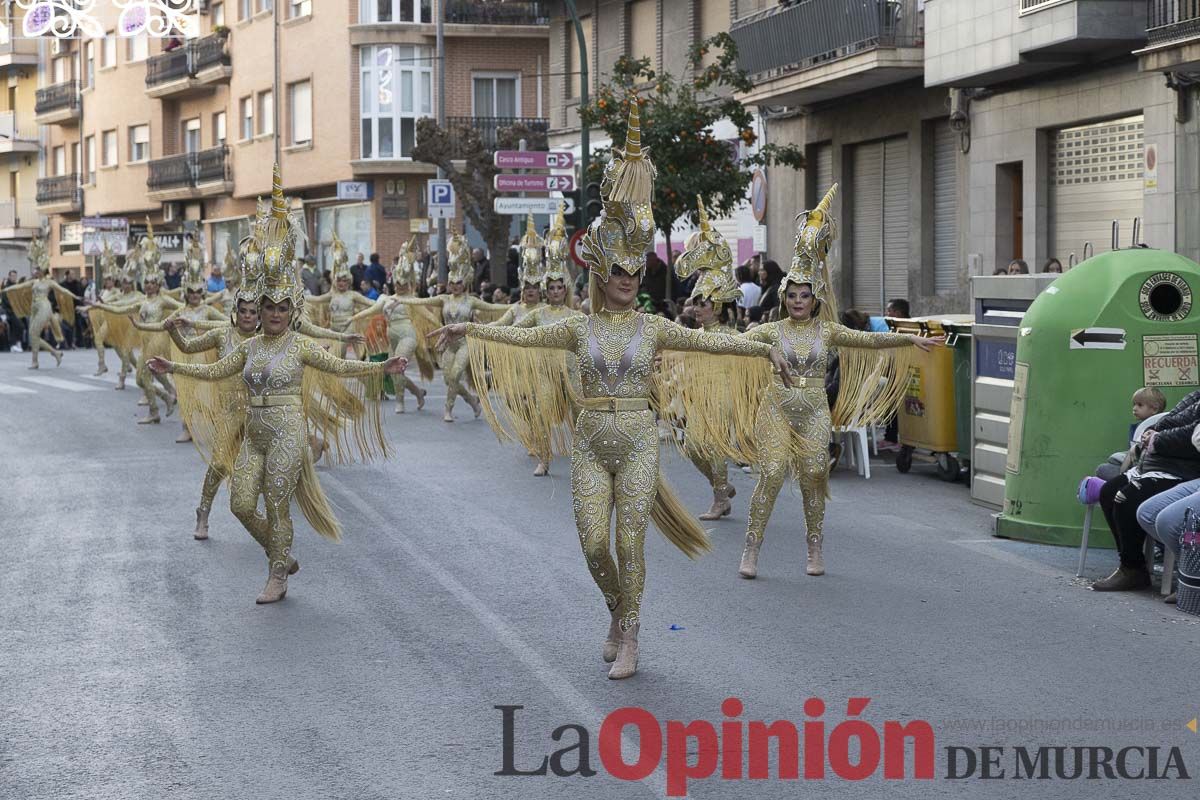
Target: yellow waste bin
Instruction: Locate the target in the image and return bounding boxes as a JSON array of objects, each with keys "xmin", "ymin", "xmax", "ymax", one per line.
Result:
[{"xmin": 889, "ymin": 315, "xmax": 973, "ymax": 481}]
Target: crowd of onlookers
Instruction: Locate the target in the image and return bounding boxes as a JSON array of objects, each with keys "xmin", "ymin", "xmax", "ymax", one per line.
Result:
[
  {"xmin": 996, "ymin": 257, "xmax": 1063, "ymax": 275},
  {"xmin": 0, "ymin": 268, "xmax": 91, "ymax": 352}
]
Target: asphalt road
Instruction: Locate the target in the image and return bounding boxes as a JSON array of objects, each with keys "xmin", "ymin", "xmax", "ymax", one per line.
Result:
[{"xmin": 1, "ymin": 350, "xmax": 1198, "ymax": 799}]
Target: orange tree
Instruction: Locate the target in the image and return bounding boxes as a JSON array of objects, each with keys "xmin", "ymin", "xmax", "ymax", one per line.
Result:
[{"xmin": 578, "ymin": 33, "xmax": 805, "ymax": 264}]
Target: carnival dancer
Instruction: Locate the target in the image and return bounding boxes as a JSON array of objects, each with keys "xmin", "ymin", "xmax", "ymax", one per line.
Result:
[
  {"xmin": 736, "ymin": 185, "xmax": 941, "ymax": 579},
  {"xmin": 107, "ymin": 247, "xmax": 145, "ymax": 391},
  {"xmin": 86, "ymin": 243, "xmax": 126, "ymax": 376},
  {"xmin": 433, "ymin": 102, "xmax": 792, "ymax": 679},
  {"xmin": 149, "ymin": 165, "xmax": 408, "ymax": 603},
  {"xmin": 168, "ymin": 246, "xmax": 230, "ymax": 443},
  {"xmin": 396, "ymin": 229, "xmax": 511, "ymax": 422},
  {"xmin": 1, "ymin": 234, "xmax": 81, "ymax": 369},
  {"xmin": 670, "ymin": 196, "xmax": 744, "ymax": 520},
  {"xmin": 348, "ymin": 239, "xmax": 432, "ymax": 414},
  {"xmin": 305, "ymin": 231, "xmax": 376, "ymax": 358},
  {"xmin": 490, "ymin": 214, "xmax": 546, "ymax": 327}
]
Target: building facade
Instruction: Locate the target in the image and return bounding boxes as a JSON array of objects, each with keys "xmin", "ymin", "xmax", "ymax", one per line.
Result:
[
  {"xmin": 31, "ymin": 0, "xmax": 548, "ymax": 278},
  {"xmin": 0, "ymin": 4, "xmax": 42, "ymax": 274}
]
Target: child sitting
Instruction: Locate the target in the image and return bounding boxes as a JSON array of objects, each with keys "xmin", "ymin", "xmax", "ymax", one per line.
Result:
[{"xmin": 1095, "ymin": 387, "xmax": 1167, "ymax": 481}]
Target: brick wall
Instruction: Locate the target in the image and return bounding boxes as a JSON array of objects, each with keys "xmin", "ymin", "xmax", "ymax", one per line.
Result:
[{"xmin": 444, "ymin": 37, "xmax": 549, "ymax": 119}]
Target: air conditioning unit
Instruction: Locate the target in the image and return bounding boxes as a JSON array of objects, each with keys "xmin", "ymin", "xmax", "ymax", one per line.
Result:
[{"xmin": 162, "ymin": 202, "xmax": 180, "ymax": 223}]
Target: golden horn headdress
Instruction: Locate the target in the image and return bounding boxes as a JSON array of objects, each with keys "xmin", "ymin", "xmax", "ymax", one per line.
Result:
[
  {"xmin": 783, "ymin": 183, "xmax": 838, "ymax": 318},
  {"xmin": 675, "ymin": 195, "xmax": 740, "ymax": 306},
  {"xmin": 236, "ymin": 197, "xmax": 268, "ymax": 304},
  {"xmin": 543, "ymin": 201, "xmax": 570, "ymax": 287},
  {"xmin": 140, "ymin": 217, "xmax": 165, "ymax": 285},
  {"xmin": 518, "ymin": 213, "xmax": 544, "ymax": 287},
  {"xmin": 580, "ymin": 98, "xmax": 657, "ymax": 294},
  {"xmin": 182, "ymin": 235, "xmax": 206, "ymax": 291},
  {"xmin": 257, "ymin": 163, "xmax": 308, "ymax": 317},
  {"xmin": 446, "ymin": 227, "xmax": 473, "ymax": 285},
  {"xmin": 330, "ymin": 230, "xmax": 351, "ymax": 283},
  {"xmin": 121, "ymin": 242, "xmax": 143, "ymax": 285},
  {"xmin": 393, "ymin": 239, "xmax": 420, "ymax": 287},
  {"xmin": 99, "ymin": 241, "xmax": 117, "ymax": 279},
  {"xmin": 27, "ymin": 233, "xmax": 48, "ymax": 273},
  {"xmin": 223, "ymin": 240, "xmax": 241, "ymax": 290}
]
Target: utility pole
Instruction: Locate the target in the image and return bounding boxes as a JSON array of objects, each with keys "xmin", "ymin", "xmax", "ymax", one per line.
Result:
[
  {"xmin": 563, "ymin": 0, "xmax": 589, "ymax": 228},
  {"xmin": 435, "ymin": 0, "xmax": 446, "ymax": 283}
]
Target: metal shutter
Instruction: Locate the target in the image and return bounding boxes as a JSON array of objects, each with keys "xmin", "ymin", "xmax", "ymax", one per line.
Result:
[
  {"xmin": 1049, "ymin": 114, "xmax": 1144, "ymax": 263},
  {"xmin": 814, "ymin": 142, "xmax": 833, "ymax": 203},
  {"xmin": 882, "ymin": 136, "xmax": 909, "ymax": 305},
  {"xmin": 933, "ymin": 121, "xmax": 959, "ymax": 293},
  {"xmin": 851, "ymin": 140, "xmax": 883, "ymax": 312}
]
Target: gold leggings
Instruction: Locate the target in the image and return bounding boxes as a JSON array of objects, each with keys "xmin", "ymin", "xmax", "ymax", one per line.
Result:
[
  {"xmin": 388, "ymin": 324, "xmax": 423, "ymax": 401},
  {"xmin": 686, "ymin": 438, "xmax": 728, "ymax": 494},
  {"xmin": 28, "ymin": 301, "xmax": 59, "ymax": 358},
  {"xmin": 229, "ymin": 406, "xmax": 305, "ymax": 569},
  {"xmin": 439, "ymin": 340, "xmax": 477, "ymax": 413},
  {"xmin": 746, "ymin": 390, "xmax": 831, "ymax": 546},
  {"xmin": 571, "ymin": 408, "xmax": 658, "ymax": 631},
  {"xmin": 135, "ymin": 354, "xmax": 175, "ymax": 417}
]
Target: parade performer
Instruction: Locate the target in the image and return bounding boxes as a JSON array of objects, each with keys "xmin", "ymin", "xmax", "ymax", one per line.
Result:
[
  {"xmin": 736, "ymin": 185, "xmax": 940, "ymax": 580},
  {"xmin": 168, "ymin": 247, "xmax": 230, "ymax": 442},
  {"xmin": 107, "ymin": 248, "xmax": 144, "ymax": 390},
  {"xmin": 490, "ymin": 214, "xmax": 545, "ymax": 327},
  {"xmin": 1, "ymin": 234, "xmax": 80, "ymax": 369},
  {"xmin": 669, "ymin": 196, "xmax": 744, "ymax": 521},
  {"xmin": 87, "ymin": 243, "xmax": 126, "ymax": 376},
  {"xmin": 433, "ymin": 103, "xmax": 791, "ymax": 679},
  {"xmin": 348, "ymin": 239, "xmax": 432, "ymax": 414},
  {"xmin": 149, "ymin": 166, "xmax": 408, "ymax": 603},
  {"xmin": 305, "ymin": 231, "xmax": 376, "ymax": 358},
  {"xmin": 397, "ymin": 229, "xmax": 510, "ymax": 422}
]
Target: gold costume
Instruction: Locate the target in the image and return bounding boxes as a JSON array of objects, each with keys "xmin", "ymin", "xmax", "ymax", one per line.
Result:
[
  {"xmin": 737, "ymin": 184, "xmax": 917, "ymax": 579},
  {"xmin": 1, "ymin": 235, "xmax": 77, "ymax": 368},
  {"xmin": 305, "ymin": 232, "xmax": 375, "ymax": 357}
]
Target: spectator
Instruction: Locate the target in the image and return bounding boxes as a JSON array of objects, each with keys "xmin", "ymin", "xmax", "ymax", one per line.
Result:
[
  {"xmin": 359, "ymin": 279, "xmax": 380, "ymax": 301},
  {"xmin": 365, "ymin": 252, "xmax": 386, "ymax": 291},
  {"xmin": 574, "ymin": 264, "xmax": 589, "ymax": 298},
  {"xmin": 1096, "ymin": 387, "xmax": 1167, "ymax": 481},
  {"xmin": 886, "ymin": 298, "xmax": 910, "ymax": 319},
  {"xmin": 471, "ymin": 247, "xmax": 490, "ymax": 294},
  {"xmin": 993, "ymin": 266, "xmax": 1008, "ymax": 276},
  {"xmin": 351, "ymin": 252, "xmax": 366, "ymax": 290},
  {"xmin": 506, "ymin": 236, "xmax": 520, "ymax": 288},
  {"xmin": 479, "ymin": 280, "xmax": 494, "ymax": 302},
  {"xmin": 1136, "ymin": 459, "xmax": 1200, "ymax": 604},
  {"xmin": 755, "ymin": 260, "xmax": 785, "ymax": 318},
  {"xmin": 1093, "ymin": 390, "xmax": 1200, "ymax": 592},
  {"xmin": 642, "ymin": 251, "xmax": 669, "ymax": 303},
  {"xmin": 318, "ymin": 269, "xmax": 332, "ymax": 295},
  {"xmin": 165, "ymin": 262, "xmax": 182, "ymax": 290},
  {"xmin": 206, "ymin": 264, "xmax": 226, "ymax": 293},
  {"xmin": 492, "ymin": 286, "xmax": 510, "ymax": 304},
  {"xmin": 61, "ymin": 270, "xmax": 84, "ymax": 347},
  {"xmin": 301, "ymin": 256, "xmax": 320, "ymax": 295},
  {"xmin": 1006, "ymin": 259, "xmax": 1029, "ymax": 275},
  {"xmin": 1, "ymin": 269, "xmax": 22, "ymax": 350},
  {"xmin": 736, "ymin": 265, "xmax": 762, "ymax": 322},
  {"xmin": 1043, "ymin": 258, "xmax": 1063, "ymax": 274}
]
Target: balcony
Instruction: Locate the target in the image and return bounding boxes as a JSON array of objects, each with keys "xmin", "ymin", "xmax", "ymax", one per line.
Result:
[
  {"xmin": 444, "ymin": 116, "xmax": 549, "ymax": 158},
  {"xmin": 34, "ymin": 81, "xmax": 80, "ymax": 125},
  {"xmin": 0, "ymin": 36, "xmax": 39, "ymax": 68},
  {"xmin": 730, "ymin": 0, "xmax": 924, "ymax": 107},
  {"xmin": 0, "ymin": 200, "xmax": 42, "ymax": 239},
  {"xmin": 0, "ymin": 111, "xmax": 39, "ymax": 155},
  {"xmin": 925, "ymin": 0, "xmax": 1147, "ymax": 88},
  {"xmin": 1137, "ymin": 1, "xmax": 1200, "ymax": 73},
  {"xmin": 146, "ymin": 146, "xmax": 233, "ymax": 201},
  {"xmin": 36, "ymin": 174, "xmax": 81, "ymax": 214},
  {"xmin": 444, "ymin": 0, "xmax": 548, "ymax": 37},
  {"xmin": 145, "ymin": 33, "xmax": 231, "ymax": 98}
]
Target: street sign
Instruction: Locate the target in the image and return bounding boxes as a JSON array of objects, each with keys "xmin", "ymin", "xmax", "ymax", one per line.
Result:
[
  {"xmin": 82, "ymin": 216, "xmax": 128, "ymax": 230},
  {"xmin": 751, "ymin": 169, "xmax": 768, "ymax": 223},
  {"xmin": 494, "ymin": 197, "xmax": 576, "ymax": 216},
  {"xmin": 82, "ymin": 216, "xmax": 130, "ymax": 255},
  {"xmin": 493, "ymin": 150, "xmax": 575, "ymax": 169},
  {"xmin": 427, "ymin": 179, "xmax": 456, "ymax": 219},
  {"xmin": 494, "ymin": 174, "xmax": 575, "ymax": 193},
  {"xmin": 569, "ymin": 228, "xmax": 587, "ymax": 268},
  {"xmin": 337, "ymin": 180, "xmax": 372, "ymax": 201}
]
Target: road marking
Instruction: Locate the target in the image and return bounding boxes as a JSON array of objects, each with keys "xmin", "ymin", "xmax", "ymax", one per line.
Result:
[
  {"xmin": 19, "ymin": 375, "xmax": 106, "ymax": 392},
  {"xmin": 952, "ymin": 539, "xmax": 1067, "ymax": 578},
  {"xmin": 324, "ymin": 474, "xmax": 670, "ymax": 800},
  {"xmin": 0, "ymin": 382, "xmax": 36, "ymax": 395}
]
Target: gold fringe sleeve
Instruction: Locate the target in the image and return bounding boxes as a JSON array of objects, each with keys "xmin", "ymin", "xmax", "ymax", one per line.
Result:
[
  {"xmin": 51, "ymin": 286, "xmax": 76, "ymax": 327},
  {"xmin": 2, "ymin": 283, "xmax": 31, "ymax": 318},
  {"xmin": 651, "ymin": 475, "xmax": 712, "ymax": 559},
  {"xmin": 305, "ymin": 297, "xmax": 332, "ymax": 329},
  {"xmin": 98, "ymin": 309, "xmax": 139, "ymax": 352},
  {"xmin": 655, "ymin": 352, "xmax": 772, "ymax": 465},
  {"xmin": 830, "ymin": 345, "xmax": 918, "ymax": 429},
  {"xmin": 296, "ymin": 453, "xmax": 342, "ymax": 542},
  {"xmin": 406, "ymin": 302, "xmax": 441, "ymax": 383},
  {"xmin": 466, "ymin": 335, "xmax": 578, "ymax": 458},
  {"xmin": 174, "ymin": 374, "xmax": 246, "ymax": 476},
  {"xmin": 301, "ymin": 367, "xmax": 389, "ymax": 466},
  {"xmin": 140, "ymin": 329, "xmax": 173, "ymax": 361}
]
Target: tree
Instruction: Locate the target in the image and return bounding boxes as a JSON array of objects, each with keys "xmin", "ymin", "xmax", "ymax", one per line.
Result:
[
  {"xmin": 413, "ymin": 119, "xmax": 548, "ymax": 285},
  {"xmin": 578, "ymin": 33, "xmax": 805, "ymax": 266}
]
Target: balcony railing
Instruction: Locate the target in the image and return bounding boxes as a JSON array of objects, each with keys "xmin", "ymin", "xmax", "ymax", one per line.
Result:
[
  {"xmin": 35, "ymin": 80, "xmax": 80, "ymax": 115},
  {"xmin": 147, "ymin": 146, "xmax": 230, "ymax": 191},
  {"xmin": 445, "ymin": 0, "xmax": 548, "ymax": 25},
  {"xmin": 0, "ymin": 200, "xmax": 39, "ymax": 229},
  {"xmin": 36, "ymin": 174, "xmax": 79, "ymax": 206},
  {"xmin": 145, "ymin": 33, "xmax": 230, "ymax": 88},
  {"xmin": 730, "ymin": 0, "xmax": 923, "ymax": 78},
  {"xmin": 0, "ymin": 111, "xmax": 37, "ymax": 143},
  {"xmin": 444, "ymin": 116, "xmax": 548, "ymax": 157},
  {"xmin": 1147, "ymin": 0, "xmax": 1200, "ymax": 46}
]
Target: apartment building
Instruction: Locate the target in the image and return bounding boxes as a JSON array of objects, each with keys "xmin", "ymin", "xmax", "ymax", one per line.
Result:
[
  {"xmin": 33, "ymin": 0, "xmax": 548, "ymax": 278},
  {"xmin": 0, "ymin": 5, "xmax": 41, "ymax": 273}
]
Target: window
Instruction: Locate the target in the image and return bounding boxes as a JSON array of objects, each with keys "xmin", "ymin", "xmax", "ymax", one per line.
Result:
[
  {"xmin": 84, "ymin": 41, "xmax": 95, "ymax": 88},
  {"xmin": 127, "ymin": 32, "xmax": 148, "ymax": 62},
  {"xmin": 472, "ymin": 73, "xmax": 519, "ymax": 118},
  {"xmin": 213, "ymin": 111, "xmax": 227, "ymax": 145},
  {"xmin": 84, "ymin": 135, "xmax": 95, "ymax": 184},
  {"xmin": 240, "ymin": 96, "xmax": 253, "ymax": 139},
  {"xmin": 239, "ymin": 0, "xmax": 251, "ymax": 20},
  {"xmin": 102, "ymin": 129, "xmax": 117, "ymax": 166},
  {"xmin": 360, "ymin": 0, "xmax": 431, "ymax": 24},
  {"xmin": 101, "ymin": 31, "xmax": 116, "ymax": 67},
  {"xmin": 72, "ymin": 142, "xmax": 80, "ymax": 174},
  {"xmin": 566, "ymin": 16, "xmax": 593, "ymax": 97},
  {"xmin": 129, "ymin": 124, "xmax": 149, "ymax": 162},
  {"xmin": 359, "ymin": 45, "xmax": 432, "ymax": 160},
  {"xmin": 53, "ymin": 145, "xmax": 65, "ymax": 176},
  {"xmin": 183, "ymin": 118, "xmax": 200, "ymax": 152},
  {"xmin": 257, "ymin": 0, "xmax": 273, "ymax": 13},
  {"xmin": 258, "ymin": 90, "xmax": 273, "ymax": 135},
  {"xmin": 212, "ymin": 1, "xmax": 225, "ymax": 26},
  {"xmin": 697, "ymin": 0, "xmax": 730, "ymax": 68},
  {"xmin": 627, "ymin": 0, "xmax": 657, "ymax": 70},
  {"xmin": 289, "ymin": 80, "xmax": 312, "ymax": 145},
  {"xmin": 288, "ymin": 0, "xmax": 310, "ymax": 18},
  {"xmin": 52, "ymin": 56, "xmax": 67, "ymax": 84}
]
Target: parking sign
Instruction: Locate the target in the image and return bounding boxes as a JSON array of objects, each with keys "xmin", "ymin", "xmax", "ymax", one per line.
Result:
[{"xmin": 427, "ymin": 179, "xmax": 456, "ymax": 219}]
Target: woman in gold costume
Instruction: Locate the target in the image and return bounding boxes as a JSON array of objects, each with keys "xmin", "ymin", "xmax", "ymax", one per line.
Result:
[
  {"xmin": 150, "ymin": 167, "xmax": 408, "ymax": 603},
  {"xmin": 87, "ymin": 244, "xmax": 126, "ymax": 377},
  {"xmin": 305, "ymin": 231, "xmax": 376, "ymax": 358},
  {"xmin": 490, "ymin": 215, "xmax": 545, "ymax": 327},
  {"xmin": 397, "ymin": 230, "xmax": 510, "ymax": 422},
  {"xmin": 168, "ymin": 247, "xmax": 231, "ymax": 443},
  {"xmin": 1, "ymin": 234, "xmax": 80, "ymax": 369},
  {"xmin": 434, "ymin": 104, "xmax": 791, "ymax": 679},
  {"xmin": 349, "ymin": 238, "xmax": 431, "ymax": 414},
  {"xmin": 737, "ymin": 185, "xmax": 940, "ymax": 580}
]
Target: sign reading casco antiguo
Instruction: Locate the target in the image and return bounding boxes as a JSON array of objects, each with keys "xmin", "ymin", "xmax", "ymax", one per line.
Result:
[{"xmin": 1138, "ymin": 272, "xmax": 1192, "ymax": 322}]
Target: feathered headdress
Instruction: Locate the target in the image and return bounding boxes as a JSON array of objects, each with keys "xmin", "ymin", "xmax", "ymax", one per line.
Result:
[
  {"xmin": 182, "ymin": 235, "xmax": 206, "ymax": 292},
  {"xmin": 140, "ymin": 218, "xmax": 165, "ymax": 285},
  {"xmin": 675, "ymin": 195, "xmax": 740, "ymax": 306},
  {"xmin": 330, "ymin": 230, "xmax": 352, "ymax": 283},
  {"xmin": 543, "ymin": 201, "xmax": 570, "ymax": 287},
  {"xmin": 235, "ymin": 197, "xmax": 269, "ymax": 304},
  {"xmin": 783, "ymin": 183, "xmax": 838, "ymax": 319},
  {"xmin": 518, "ymin": 213, "xmax": 544, "ymax": 287},
  {"xmin": 446, "ymin": 227, "xmax": 473, "ymax": 286},
  {"xmin": 121, "ymin": 242, "xmax": 143, "ymax": 286},
  {"xmin": 393, "ymin": 239, "xmax": 420, "ymax": 288},
  {"xmin": 256, "ymin": 163, "xmax": 308, "ymax": 316}
]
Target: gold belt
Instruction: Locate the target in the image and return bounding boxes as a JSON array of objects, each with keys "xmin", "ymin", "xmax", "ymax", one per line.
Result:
[
  {"xmin": 795, "ymin": 376, "xmax": 825, "ymax": 389},
  {"xmin": 249, "ymin": 395, "xmax": 302, "ymax": 407},
  {"xmin": 578, "ymin": 397, "xmax": 650, "ymax": 412}
]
